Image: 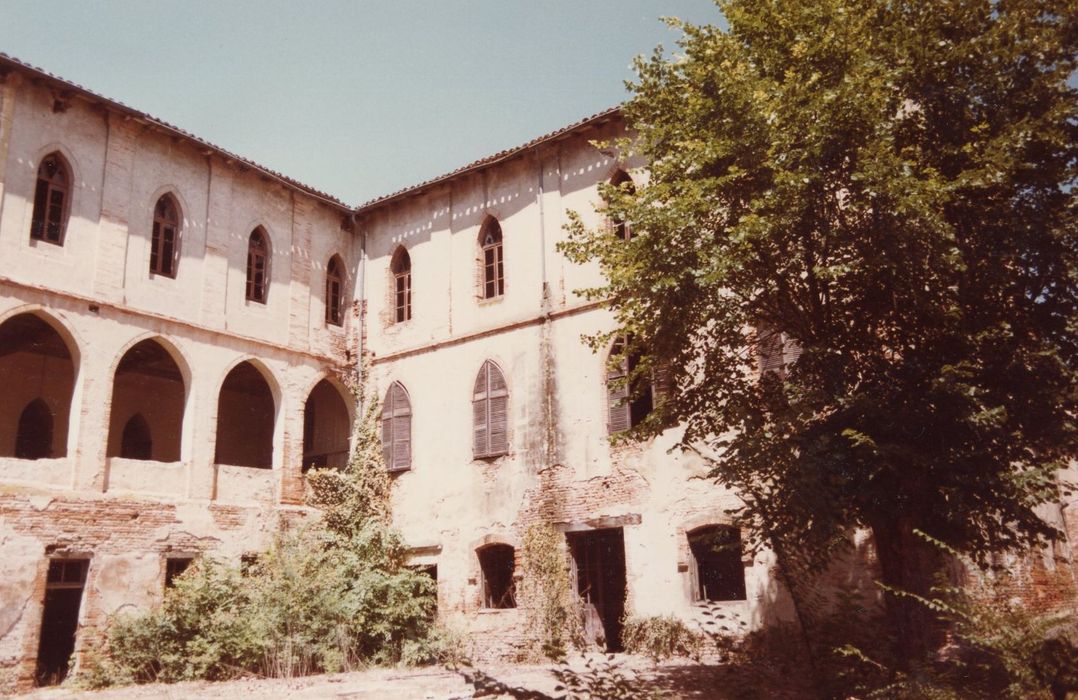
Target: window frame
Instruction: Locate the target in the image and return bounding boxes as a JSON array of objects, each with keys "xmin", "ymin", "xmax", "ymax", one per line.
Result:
[
  {"xmin": 479, "ymin": 218, "xmax": 505, "ymax": 300},
  {"xmin": 606, "ymin": 335, "xmax": 668, "ymax": 435},
  {"xmin": 326, "ymin": 255, "xmax": 344, "ymax": 326},
  {"xmin": 30, "ymin": 152, "xmax": 71, "ymax": 246},
  {"xmin": 150, "ymin": 194, "xmax": 181, "ymax": 278},
  {"xmin": 478, "ymin": 543, "xmax": 516, "ymax": 609},
  {"xmin": 381, "ymin": 381, "xmax": 412, "ymax": 472},
  {"xmin": 606, "ymin": 170, "xmax": 636, "ymax": 241},
  {"xmin": 245, "ymin": 228, "xmax": 270, "ymax": 304},
  {"xmin": 391, "ymin": 247, "xmax": 412, "ymax": 323},
  {"xmin": 687, "ymin": 525, "xmax": 747, "ymax": 603}
]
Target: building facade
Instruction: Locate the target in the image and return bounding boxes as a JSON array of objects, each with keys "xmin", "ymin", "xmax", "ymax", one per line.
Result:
[{"xmin": 1, "ymin": 53, "xmax": 1074, "ymax": 691}]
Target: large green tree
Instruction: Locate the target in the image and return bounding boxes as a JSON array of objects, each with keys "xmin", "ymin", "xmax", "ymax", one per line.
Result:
[{"xmin": 562, "ymin": 0, "xmax": 1076, "ymax": 667}]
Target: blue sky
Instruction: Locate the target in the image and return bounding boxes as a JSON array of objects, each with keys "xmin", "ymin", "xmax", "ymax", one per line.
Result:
[{"xmin": 0, "ymin": 1, "xmax": 721, "ymax": 204}]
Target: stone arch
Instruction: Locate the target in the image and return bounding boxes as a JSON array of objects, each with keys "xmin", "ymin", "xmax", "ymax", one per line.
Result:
[
  {"xmin": 302, "ymin": 377, "xmax": 352, "ymax": 470},
  {"xmin": 106, "ymin": 337, "xmax": 187, "ymax": 462},
  {"xmin": 214, "ymin": 359, "xmax": 278, "ymax": 469},
  {"xmin": 0, "ymin": 310, "xmax": 78, "ymax": 459}
]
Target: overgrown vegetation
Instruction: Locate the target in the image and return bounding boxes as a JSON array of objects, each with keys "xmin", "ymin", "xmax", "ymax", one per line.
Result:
[
  {"xmin": 84, "ymin": 366, "xmax": 442, "ymax": 687},
  {"xmin": 519, "ymin": 523, "xmax": 585, "ymax": 661},
  {"xmin": 621, "ymin": 615, "xmax": 705, "ymax": 662}
]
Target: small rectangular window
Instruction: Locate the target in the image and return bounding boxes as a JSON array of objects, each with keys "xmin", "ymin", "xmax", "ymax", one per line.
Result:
[
  {"xmin": 164, "ymin": 557, "xmax": 194, "ymax": 588},
  {"xmin": 478, "ymin": 544, "xmax": 516, "ymax": 609},
  {"xmin": 688, "ymin": 526, "xmax": 746, "ymax": 602}
]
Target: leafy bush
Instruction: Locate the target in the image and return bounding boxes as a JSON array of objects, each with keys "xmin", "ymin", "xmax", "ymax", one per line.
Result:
[{"xmin": 621, "ymin": 615, "xmax": 705, "ymax": 661}]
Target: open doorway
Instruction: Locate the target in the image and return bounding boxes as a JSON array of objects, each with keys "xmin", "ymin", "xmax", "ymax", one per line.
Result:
[
  {"xmin": 567, "ymin": 528, "xmax": 627, "ymax": 651},
  {"xmin": 35, "ymin": 559, "xmax": 89, "ymax": 686}
]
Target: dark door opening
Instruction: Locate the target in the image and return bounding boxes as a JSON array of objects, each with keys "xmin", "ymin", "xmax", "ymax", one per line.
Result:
[
  {"xmin": 567, "ymin": 528, "xmax": 627, "ymax": 652},
  {"xmin": 35, "ymin": 559, "xmax": 89, "ymax": 686}
]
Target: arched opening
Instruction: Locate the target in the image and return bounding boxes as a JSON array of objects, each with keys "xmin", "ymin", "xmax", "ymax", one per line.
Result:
[
  {"xmin": 15, "ymin": 399, "xmax": 53, "ymax": 459},
  {"xmin": 477, "ymin": 543, "xmax": 516, "ymax": 609},
  {"xmin": 390, "ymin": 247, "xmax": 411, "ymax": 323},
  {"xmin": 479, "ymin": 217, "xmax": 504, "ymax": 299},
  {"xmin": 0, "ymin": 313, "xmax": 75, "ymax": 459},
  {"xmin": 31, "ymin": 152, "xmax": 71, "ymax": 245},
  {"xmin": 325, "ymin": 255, "xmax": 345, "ymax": 326},
  {"xmin": 246, "ymin": 227, "xmax": 270, "ymax": 303},
  {"xmin": 150, "ymin": 193, "xmax": 181, "ymax": 277},
  {"xmin": 215, "ymin": 361, "xmax": 275, "ymax": 469},
  {"xmin": 107, "ymin": 339, "xmax": 185, "ymax": 462},
  {"xmin": 302, "ymin": 379, "xmax": 350, "ymax": 471},
  {"xmin": 120, "ymin": 414, "xmax": 152, "ymax": 460}
]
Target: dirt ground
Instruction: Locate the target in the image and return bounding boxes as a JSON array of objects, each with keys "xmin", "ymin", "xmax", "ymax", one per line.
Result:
[{"xmin": 17, "ymin": 653, "xmax": 807, "ymax": 699}]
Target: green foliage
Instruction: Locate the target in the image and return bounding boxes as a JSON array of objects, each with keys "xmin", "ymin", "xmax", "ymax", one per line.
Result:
[
  {"xmin": 86, "ymin": 362, "xmax": 441, "ymax": 686},
  {"xmin": 621, "ymin": 615, "xmax": 705, "ymax": 661},
  {"xmin": 519, "ymin": 523, "xmax": 585, "ymax": 661},
  {"xmin": 552, "ymin": 654, "xmax": 663, "ymax": 700},
  {"xmin": 560, "ymin": 0, "xmax": 1077, "ymax": 666}
]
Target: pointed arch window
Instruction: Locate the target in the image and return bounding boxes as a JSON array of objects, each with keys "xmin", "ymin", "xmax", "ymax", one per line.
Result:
[
  {"xmin": 480, "ymin": 218, "xmax": 504, "ymax": 299},
  {"xmin": 326, "ymin": 255, "xmax": 344, "ymax": 326},
  {"xmin": 391, "ymin": 248, "xmax": 412, "ymax": 323},
  {"xmin": 246, "ymin": 228, "xmax": 269, "ymax": 303},
  {"xmin": 607, "ymin": 170, "xmax": 635, "ymax": 241},
  {"xmin": 150, "ymin": 194, "xmax": 180, "ymax": 277},
  {"xmin": 31, "ymin": 153, "xmax": 71, "ymax": 245},
  {"xmin": 473, "ymin": 360, "xmax": 508, "ymax": 458},
  {"xmin": 381, "ymin": 382, "xmax": 412, "ymax": 471}
]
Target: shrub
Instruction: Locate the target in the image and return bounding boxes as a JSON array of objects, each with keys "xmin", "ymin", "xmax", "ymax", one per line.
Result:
[{"xmin": 621, "ymin": 615, "xmax": 705, "ymax": 661}]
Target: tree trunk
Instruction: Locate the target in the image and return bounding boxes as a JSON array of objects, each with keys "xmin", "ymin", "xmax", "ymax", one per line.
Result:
[{"xmin": 869, "ymin": 516, "xmax": 944, "ymax": 671}]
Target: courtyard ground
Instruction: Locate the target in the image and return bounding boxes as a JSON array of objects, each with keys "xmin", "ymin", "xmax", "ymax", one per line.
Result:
[{"xmin": 19, "ymin": 653, "xmax": 810, "ymax": 699}]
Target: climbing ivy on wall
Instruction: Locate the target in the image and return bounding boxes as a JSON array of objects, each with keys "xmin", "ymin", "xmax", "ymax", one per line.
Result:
[{"xmin": 519, "ymin": 523, "xmax": 585, "ymax": 661}]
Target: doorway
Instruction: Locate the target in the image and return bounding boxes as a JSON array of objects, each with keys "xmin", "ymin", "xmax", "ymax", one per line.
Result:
[
  {"xmin": 35, "ymin": 559, "xmax": 89, "ymax": 686},
  {"xmin": 567, "ymin": 528, "xmax": 627, "ymax": 651}
]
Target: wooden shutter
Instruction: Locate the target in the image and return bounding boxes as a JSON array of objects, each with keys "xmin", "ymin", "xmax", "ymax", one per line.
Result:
[
  {"xmin": 381, "ymin": 397, "xmax": 394, "ymax": 466},
  {"xmin": 756, "ymin": 326, "xmax": 785, "ymax": 375},
  {"xmin": 474, "ymin": 361, "xmax": 508, "ymax": 457},
  {"xmin": 473, "ymin": 365, "xmax": 489, "ymax": 456},
  {"xmin": 607, "ymin": 339, "xmax": 631, "ymax": 434},
  {"xmin": 651, "ymin": 361, "xmax": 673, "ymax": 405},
  {"xmin": 783, "ymin": 335, "xmax": 802, "ymax": 368},
  {"xmin": 383, "ymin": 383, "xmax": 411, "ymax": 471}
]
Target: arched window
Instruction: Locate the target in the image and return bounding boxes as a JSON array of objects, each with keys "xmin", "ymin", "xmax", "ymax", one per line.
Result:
[
  {"xmin": 246, "ymin": 228, "xmax": 269, "ymax": 303},
  {"xmin": 326, "ymin": 255, "xmax": 344, "ymax": 326},
  {"xmin": 381, "ymin": 382, "xmax": 412, "ymax": 471},
  {"xmin": 150, "ymin": 194, "xmax": 180, "ymax": 277},
  {"xmin": 15, "ymin": 399, "xmax": 53, "ymax": 460},
  {"xmin": 687, "ymin": 525, "xmax": 746, "ymax": 602},
  {"xmin": 391, "ymin": 248, "xmax": 411, "ymax": 323},
  {"xmin": 473, "ymin": 360, "xmax": 508, "ymax": 458},
  {"xmin": 30, "ymin": 152, "xmax": 71, "ymax": 245},
  {"xmin": 479, "ymin": 218, "xmax": 504, "ymax": 299},
  {"xmin": 608, "ymin": 170, "xmax": 635, "ymax": 241},
  {"xmin": 120, "ymin": 414, "xmax": 153, "ymax": 460},
  {"xmin": 478, "ymin": 543, "xmax": 516, "ymax": 609}
]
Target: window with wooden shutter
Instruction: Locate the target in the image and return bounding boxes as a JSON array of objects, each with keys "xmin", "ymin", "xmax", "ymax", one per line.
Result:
[
  {"xmin": 30, "ymin": 153, "xmax": 71, "ymax": 245},
  {"xmin": 756, "ymin": 325, "xmax": 800, "ymax": 377},
  {"xmin": 150, "ymin": 194, "xmax": 181, "ymax": 277},
  {"xmin": 607, "ymin": 336, "xmax": 655, "ymax": 434},
  {"xmin": 381, "ymin": 382, "xmax": 412, "ymax": 471},
  {"xmin": 479, "ymin": 218, "xmax": 504, "ymax": 299},
  {"xmin": 326, "ymin": 255, "xmax": 344, "ymax": 326},
  {"xmin": 473, "ymin": 360, "xmax": 508, "ymax": 458},
  {"xmin": 246, "ymin": 228, "xmax": 269, "ymax": 303}
]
